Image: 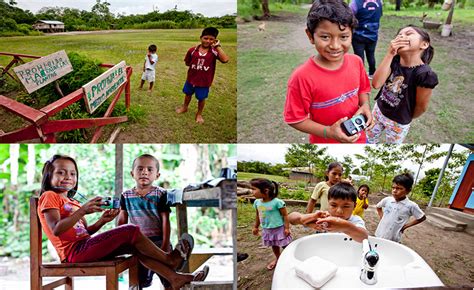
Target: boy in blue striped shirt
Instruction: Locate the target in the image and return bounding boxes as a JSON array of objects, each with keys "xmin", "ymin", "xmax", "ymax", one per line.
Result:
[{"xmin": 118, "ymin": 154, "xmax": 172, "ymax": 289}]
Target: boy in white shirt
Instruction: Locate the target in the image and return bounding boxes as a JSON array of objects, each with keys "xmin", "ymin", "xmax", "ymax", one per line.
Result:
[
  {"xmin": 375, "ymin": 173, "xmax": 426, "ymax": 242},
  {"xmin": 140, "ymin": 44, "xmax": 158, "ymax": 93}
]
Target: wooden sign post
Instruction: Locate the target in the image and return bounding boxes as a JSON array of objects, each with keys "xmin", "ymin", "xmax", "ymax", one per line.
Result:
[
  {"xmin": 82, "ymin": 61, "xmax": 126, "ymax": 114},
  {"xmin": 12, "ymin": 50, "xmax": 73, "ymax": 93}
]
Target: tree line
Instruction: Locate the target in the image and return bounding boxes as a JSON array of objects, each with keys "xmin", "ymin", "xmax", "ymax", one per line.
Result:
[
  {"xmin": 0, "ymin": 0, "xmax": 236, "ymax": 36},
  {"xmin": 239, "ymin": 144, "xmax": 469, "ymax": 202}
]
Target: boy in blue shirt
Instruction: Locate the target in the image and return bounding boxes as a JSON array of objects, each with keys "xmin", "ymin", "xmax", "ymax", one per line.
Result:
[
  {"xmin": 350, "ymin": 0, "xmax": 383, "ymax": 79},
  {"xmin": 118, "ymin": 154, "xmax": 172, "ymax": 289}
]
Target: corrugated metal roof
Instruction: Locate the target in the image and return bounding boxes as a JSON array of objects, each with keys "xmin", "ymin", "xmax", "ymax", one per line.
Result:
[{"xmin": 37, "ymin": 20, "xmax": 64, "ymax": 25}]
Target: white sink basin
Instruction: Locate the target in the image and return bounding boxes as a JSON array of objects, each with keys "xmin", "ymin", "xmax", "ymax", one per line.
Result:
[{"xmin": 272, "ymin": 233, "xmax": 443, "ymax": 289}]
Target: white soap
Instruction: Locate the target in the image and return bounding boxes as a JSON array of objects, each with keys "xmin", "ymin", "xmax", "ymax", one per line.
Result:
[{"xmin": 295, "ymin": 256, "xmax": 338, "ymax": 288}]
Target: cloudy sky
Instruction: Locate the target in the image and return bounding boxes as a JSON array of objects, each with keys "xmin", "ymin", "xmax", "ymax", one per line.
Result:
[
  {"xmin": 15, "ymin": 0, "xmax": 236, "ymax": 17},
  {"xmin": 237, "ymin": 144, "xmax": 468, "ymax": 178}
]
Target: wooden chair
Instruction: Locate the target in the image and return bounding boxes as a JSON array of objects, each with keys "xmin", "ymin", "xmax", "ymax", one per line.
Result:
[{"xmin": 30, "ymin": 197, "xmax": 139, "ymax": 290}]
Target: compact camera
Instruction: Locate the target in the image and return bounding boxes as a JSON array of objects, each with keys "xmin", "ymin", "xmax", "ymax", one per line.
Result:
[
  {"xmin": 100, "ymin": 197, "xmax": 120, "ymax": 209},
  {"xmin": 341, "ymin": 114, "xmax": 367, "ymax": 136}
]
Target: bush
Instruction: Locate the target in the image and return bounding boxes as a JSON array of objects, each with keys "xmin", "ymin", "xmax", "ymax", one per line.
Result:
[
  {"xmin": 16, "ymin": 23, "xmax": 31, "ymax": 35},
  {"xmin": 13, "ymin": 52, "xmax": 117, "ymax": 142},
  {"xmin": 0, "ymin": 18, "xmax": 17, "ymax": 32}
]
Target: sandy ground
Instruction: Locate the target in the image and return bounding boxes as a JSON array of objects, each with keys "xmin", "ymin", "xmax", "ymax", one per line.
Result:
[{"xmin": 237, "ymin": 192, "xmax": 474, "ymax": 289}]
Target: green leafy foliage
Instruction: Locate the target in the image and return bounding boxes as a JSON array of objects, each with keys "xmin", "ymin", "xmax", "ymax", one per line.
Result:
[{"xmin": 0, "ymin": 144, "xmax": 235, "ymax": 258}]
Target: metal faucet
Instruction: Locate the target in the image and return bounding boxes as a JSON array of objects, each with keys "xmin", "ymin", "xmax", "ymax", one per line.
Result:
[{"xmin": 360, "ymin": 239, "xmax": 379, "ymax": 285}]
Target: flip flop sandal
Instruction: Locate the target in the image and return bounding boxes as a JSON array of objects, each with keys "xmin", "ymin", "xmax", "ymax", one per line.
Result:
[
  {"xmin": 175, "ymin": 233, "xmax": 194, "ymax": 272},
  {"xmin": 192, "ymin": 265, "xmax": 210, "ymax": 282}
]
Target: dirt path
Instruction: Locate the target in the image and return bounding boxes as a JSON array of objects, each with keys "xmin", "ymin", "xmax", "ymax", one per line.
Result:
[
  {"xmin": 237, "ymin": 193, "xmax": 474, "ymax": 289},
  {"xmin": 237, "ymin": 11, "xmax": 474, "ymax": 143}
]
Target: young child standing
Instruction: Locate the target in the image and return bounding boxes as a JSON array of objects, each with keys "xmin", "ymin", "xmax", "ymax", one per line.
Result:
[
  {"xmin": 37, "ymin": 155, "xmax": 208, "ymax": 290},
  {"xmin": 306, "ymin": 162, "xmax": 343, "ymax": 213},
  {"xmin": 367, "ymin": 25, "xmax": 438, "ymax": 143},
  {"xmin": 139, "ymin": 44, "xmax": 158, "ymax": 93},
  {"xmin": 352, "ymin": 184, "xmax": 370, "ymax": 218},
  {"xmin": 283, "ymin": 0, "xmax": 373, "ymax": 143},
  {"xmin": 117, "ymin": 154, "xmax": 172, "ymax": 289},
  {"xmin": 375, "ymin": 173, "xmax": 426, "ymax": 242},
  {"xmin": 176, "ymin": 27, "xmax": 230, "ymax": 124},
  {"xmin": 251, "ymin": 178, "xmax": 292, "ymax": 271},
  {"xmin": 289, "ymin": 182, "xmax": 368, "ymax": 242}
]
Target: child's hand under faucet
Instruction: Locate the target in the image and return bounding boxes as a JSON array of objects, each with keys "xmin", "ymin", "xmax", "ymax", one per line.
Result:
[{"xmin": 300, "ymin": 211, "xmax": 330, "ymax": 230}]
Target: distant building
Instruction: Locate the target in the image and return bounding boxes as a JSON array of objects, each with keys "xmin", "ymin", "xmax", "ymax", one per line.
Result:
[
  {"xmin": 286, "ymin": 167, "xmax": 319, "ymax": 184},
  {"xmin": 449, "ymin": 153, "xmax": 474, "ymax": 214},
  {"xmin": 32, "ymin": 20, "xmax": 65, "ymax": 33}
]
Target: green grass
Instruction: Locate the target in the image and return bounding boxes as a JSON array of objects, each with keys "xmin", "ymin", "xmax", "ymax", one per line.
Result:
[
  {"xmin": 238, "ymin": 49, "xmax": 307, "ymax": 142},
  {"xmin": 238, "ymin": 0, "xmax": 309, "ymax": 20},
  {"xmin": 237, "ymin": 201, "xmax": 256, "ymax": 228},
  {"xmin": 0, "ymin": 29, "xmax": 236, "ymax": 143},
  {"xmin": 383, "ymin": 4, "xmax": 474, "ymax": 24},
  {"xmin": 238, "ymin": 172, "xmax": 290, "ymax": 182}
]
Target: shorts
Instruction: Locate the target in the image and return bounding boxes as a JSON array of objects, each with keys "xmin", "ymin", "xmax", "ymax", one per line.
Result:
[
  {"xmin": 183, "ymin": 81, "xmax": 209, "ymax": 101},
  {"xmin": 141, "ymin": 69, "xmax": 155, "ymax": 82}
]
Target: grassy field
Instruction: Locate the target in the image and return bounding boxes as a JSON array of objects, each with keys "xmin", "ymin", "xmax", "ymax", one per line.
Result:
[
  {"xmin": 238, "ymin": 171, "xmax": 290, "ymax": 182},
  {"xmin": 0, "ymin": 29, "xmax": 236, "ymax": 143},
  {"xmin": 237, "ymin": 6, "xmax": 474, "ymax": 143}
]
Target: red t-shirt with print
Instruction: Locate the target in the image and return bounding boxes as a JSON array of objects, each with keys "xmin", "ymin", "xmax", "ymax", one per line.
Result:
[
  {"xmin": 185, "ymin": 45, "xmax": 220, "ymax": 87},
  {"xmin": 38, "ymin": 191, "xmax": 90, "ymax": 261},
  {"xmin": 284, "ymin": 54, "xmax": 371, "ymax": 143}
]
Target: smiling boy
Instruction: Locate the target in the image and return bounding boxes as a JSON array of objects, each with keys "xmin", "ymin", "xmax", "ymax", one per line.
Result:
[
  {"xmin": 283, "ymin": 0, "xmax": 373, "ymax": 143},
  {"xmin": 176, "ymin": 27, "xmax": 230, "ymax": 124}
]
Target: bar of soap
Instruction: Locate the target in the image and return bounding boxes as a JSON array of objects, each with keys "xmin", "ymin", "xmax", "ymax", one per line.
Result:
[{"xmin": 295, "ymin": 256, "xmax": 338, "ymax": 288}]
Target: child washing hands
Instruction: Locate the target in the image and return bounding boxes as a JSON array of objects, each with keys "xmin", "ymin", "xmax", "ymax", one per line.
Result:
[
  {"xmin": 289, "ymin": 182, "xmax": 368, "ymax": 242},
  {"xmin": 251, "ymin": 178, "xmax": 292, "ymax": 270}
]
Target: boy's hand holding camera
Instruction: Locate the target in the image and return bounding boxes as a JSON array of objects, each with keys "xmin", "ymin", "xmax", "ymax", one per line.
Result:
[{"xmin": 327, "ymin": 118, "xmax": 362, "ymax": 143}]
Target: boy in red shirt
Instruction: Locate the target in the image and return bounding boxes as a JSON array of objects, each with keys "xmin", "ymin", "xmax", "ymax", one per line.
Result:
[
  {"xmin": 284, "ymin": 0, "xmax": 373, "ymax": 143},
  {"xmin": 176, "ymin": 27, "xmax": 230, "ymax": 124}
]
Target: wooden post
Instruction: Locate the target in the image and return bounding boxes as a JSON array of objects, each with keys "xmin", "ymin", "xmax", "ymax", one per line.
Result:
[
  {"xmin": 125, "ymin": 67, "xmax": 132, "ymax": 110},
  {"xmin": 176, "ymin": 203, "xmax": 189, "ymax": 272},
  {"xmin": 115, "ymin": 144, "xmax": 123, "ymax": 198},
  {"xmin": 232, "ymin": 207, "xmax": 237, "ymax": 290},
  {"xmin": 105, "ymin": 267, "xmax": 118, "ymax": 290},
  {"xmin": 30, "ymin": 197, "xmax": 42, "ymax": 290}
]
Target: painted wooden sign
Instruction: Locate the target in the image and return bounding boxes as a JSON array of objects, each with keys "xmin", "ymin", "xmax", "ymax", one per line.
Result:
[
  {"xmin": 13, "ymin": 50, "xmax": 73, "ymax": 94},
  {"xmin": 82, "ymin": 61, "xmax": 126, "ymax": 114}
]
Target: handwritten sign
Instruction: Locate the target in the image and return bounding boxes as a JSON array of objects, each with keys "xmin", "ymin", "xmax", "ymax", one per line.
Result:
[
  {"xmin": 82, "ymin": 61, "xmax": 126, "ymax": 114},
  {"xmin": 13, "ymin": 50, "xmax": 73, "ymax": 94}
]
